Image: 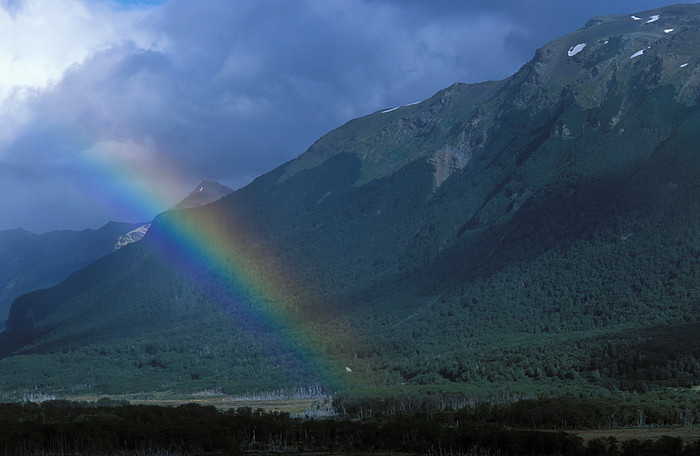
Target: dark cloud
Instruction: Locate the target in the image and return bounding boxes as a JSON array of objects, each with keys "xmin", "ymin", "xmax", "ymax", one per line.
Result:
[{"xmin": 0, "ymin": 0, "xmax": 693, "ymax": 232}]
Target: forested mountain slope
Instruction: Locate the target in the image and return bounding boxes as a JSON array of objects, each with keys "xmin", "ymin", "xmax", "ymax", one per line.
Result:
[{"xmin": 1, "ymin": 4, "xmax": 699, "ymax": 396}]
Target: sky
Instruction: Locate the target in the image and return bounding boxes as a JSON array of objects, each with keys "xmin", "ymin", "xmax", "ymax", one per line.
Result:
[{"xmin": 0, "ymin": 0, "xmax": 694, "ymax": 232}]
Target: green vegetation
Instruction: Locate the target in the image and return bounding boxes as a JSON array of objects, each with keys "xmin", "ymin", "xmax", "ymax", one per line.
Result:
[
  {"xmin": 0, "ymin": 8, "xmax": 698, "ymax": 439},
  {"xmin": 3, "ymin": 78, "xmax": 700, "ymax": 398},
  {"xmin": 0, "ymin": 399, "xmax": 698, "ymax": 455},
  {"xmin": 333, "ymin": 388, "xmax": 700, "ymax": 427}
]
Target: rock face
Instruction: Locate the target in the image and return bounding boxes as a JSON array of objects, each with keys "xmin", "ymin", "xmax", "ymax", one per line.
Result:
[{"xmin": 429, "ymin": 145, "xmax": 472, "ymax": 188}]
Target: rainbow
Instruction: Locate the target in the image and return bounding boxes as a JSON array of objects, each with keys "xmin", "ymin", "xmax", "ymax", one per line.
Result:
[{"xmin": 79, "ymin": 142, "xmax": 360, "ymax": 393}]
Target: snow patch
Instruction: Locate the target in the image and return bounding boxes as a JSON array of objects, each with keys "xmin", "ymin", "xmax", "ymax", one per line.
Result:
[
  {"xmin": 681, "ymin": 63, "xmax": 689, "ymax": 68},
  {"xmin": 405, "ymin": 101, "xmax": 421, "ymax": 106},
  {"xmin": 631, "ymin": 15, "xmax": 642, "ymax": 21},
  {"xmin": 568, "ymin": 43, "xmax": 587, "ymax": 57},
  {"xmin": 126, "ymin": 225, "xmax": 150, "ymax": 237},
  {"xmin": 630, "ymin": 49, "xmax": 645, "ymax": 59},
  {"xmin": 198, "ymin": 187, "xmax": 203, "ymax": 192},
  {"xmin": 603, "ymin": 40, "xmax": 609, "ymax": 44},
  {"xmin": 381, "ymin": 106, "xmax": 399, "ymax": 113},
  {"xmin": 114, "ymin": 224, "xmax": 151, "ymax": 250},
  {"xmin": 664, "ymin": 28, "xmax": 674, "ymax": 33},
  {"xmin": 646, "ymin": 15, "xmax": 660, "ymax": 24}
]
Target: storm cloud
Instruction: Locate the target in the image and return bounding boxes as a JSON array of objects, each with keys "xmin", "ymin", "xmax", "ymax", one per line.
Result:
[{"xmin": 0, "ymin": 0, "xmax": 691, "ymax": 231}]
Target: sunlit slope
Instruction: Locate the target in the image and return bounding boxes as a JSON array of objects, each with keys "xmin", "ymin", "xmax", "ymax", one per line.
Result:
[{"xmin": 1, "ymin": 4, "xmax": 699, "ymax": 395}]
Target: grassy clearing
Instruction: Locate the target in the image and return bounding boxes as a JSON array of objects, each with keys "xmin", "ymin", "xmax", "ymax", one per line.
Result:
[
  {"xmin": 64, "ymin": 393, "xmax": 333, "ymax": 415},
  {"xmin": 127, "ymin": 397, "xmax": 326, "ymax": 415},
  {"xmin": 573, "ymin": 426, "xmax": 700, "ymax": 443}
]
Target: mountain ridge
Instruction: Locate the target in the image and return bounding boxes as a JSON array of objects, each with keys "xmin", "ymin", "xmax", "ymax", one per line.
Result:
[
  {"xmin": 0, "ymin": 180, "xmax": 234, "ymax": 329},
  {"xmin": 1, "ymin": 4, "xmax": 699, "ymax": 397},
  {"xmin": 0, "ymin": 221, "xmax": 143, "ymax": 330}
]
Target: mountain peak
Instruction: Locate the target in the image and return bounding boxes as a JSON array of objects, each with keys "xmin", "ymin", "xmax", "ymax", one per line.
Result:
[
  {"xmin": 277, "ymin": 4, "xmax": 700, "ymax": 191},
  {"xmin": 173, "ymin": 180, "xmax": 234, "ymax": 210},
  {"xmin": 0, "ymin": 228, "xmax": 34, "ymax": 240},
  {"xmin": 519, "ymin": 3, "xmax": 700, "ymax": 107}
]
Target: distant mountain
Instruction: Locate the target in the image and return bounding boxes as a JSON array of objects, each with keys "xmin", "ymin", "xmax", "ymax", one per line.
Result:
[
  {"xmin": 0, "ymin": 181, "xmax": 232, "ymax": 328},
  {"xmin": 0, "ymin": 222, "xmax": 142, "ymax": 328},
  {"xmin": 1, "ymin": 5, "xmax": 699, "ymax": 396},
  {"xmin": 114, "ymin": 180, "xmax": 232, "ymax": 250},
  {"xmin": 173, "ymin": 180, "xmax": 233, "ymax": 210}
]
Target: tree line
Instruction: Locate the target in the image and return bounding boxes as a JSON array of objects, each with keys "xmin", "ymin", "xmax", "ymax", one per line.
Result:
[{"xmin": 0, "ymin": 400, "xmax": 698, "ymax": 455}]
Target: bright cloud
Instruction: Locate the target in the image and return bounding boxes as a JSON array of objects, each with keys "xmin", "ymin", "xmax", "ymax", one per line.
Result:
[
  {"xmin": 0, "ymin": 0, "xmax": 162, "ymax": 100},
  {"xmin": 0, "ymin": 0, "xmax": 164, "ymax": 153}
]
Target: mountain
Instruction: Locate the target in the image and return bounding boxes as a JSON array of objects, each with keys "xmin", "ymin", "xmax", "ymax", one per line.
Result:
[
  {"xmin": 114, "ymin": 180, "xmax": 232, "ymax": 250},
  {"xmin": 0, "ymin": 222, "xmax": 142, "ymax": 329},
  {"xmin": 173, "ymin": 180, "xmax": 233, "ymax": 210},
  {"xmin": 0, "ymin": 181, "xmax": 231, "ymax": 329},
  {"xmin": 1, "ymin": 4, "xmax": 699, "ymax": 397}
]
